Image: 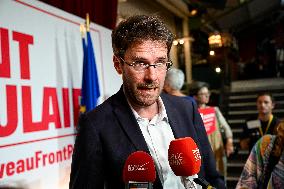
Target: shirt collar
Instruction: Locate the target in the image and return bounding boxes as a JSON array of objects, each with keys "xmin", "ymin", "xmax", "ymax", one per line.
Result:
[{"xmin": 128, "ymin": 97, "xmax": 168, "ymax": 123}]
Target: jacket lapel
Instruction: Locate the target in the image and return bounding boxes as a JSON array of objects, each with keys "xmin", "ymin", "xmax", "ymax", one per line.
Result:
[
  {"xmin": 112, "ymin": 87, "xmax": 150, "ymax": 153},
  {"xmin": 161, "ymin": 93, "xmax": 192, "ymax": 139}
]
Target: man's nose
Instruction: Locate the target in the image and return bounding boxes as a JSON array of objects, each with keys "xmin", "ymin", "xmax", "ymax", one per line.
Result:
[{"xmin": 144, "ymin": 66, "xmax": 158, "ymax": 80}]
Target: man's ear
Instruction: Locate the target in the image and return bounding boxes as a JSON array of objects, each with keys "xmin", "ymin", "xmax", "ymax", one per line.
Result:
[{"xmin": 113, "ymin": 56, "xmax": 122, "ymax": 74}]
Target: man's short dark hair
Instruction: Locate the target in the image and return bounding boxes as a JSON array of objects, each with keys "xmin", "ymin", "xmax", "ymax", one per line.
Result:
[
  {"xmin": 111, "ymin": 15, "xmax": 174, "ymax": 58},
  {"xmin": 257, "ymin": 91, "xmax": 275, "ymax": 102}
]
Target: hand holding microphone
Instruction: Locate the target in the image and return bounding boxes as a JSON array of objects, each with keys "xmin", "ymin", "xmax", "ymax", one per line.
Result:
[
  {"xmin": 123, "ymin": 151, "xmax": 156, "ymax": 189},
  {"xmin": 168, "ymin": 137, "xmax": 216, "ymax": 189}
]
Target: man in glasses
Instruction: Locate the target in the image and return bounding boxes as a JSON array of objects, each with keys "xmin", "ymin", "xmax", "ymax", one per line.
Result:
[{"xmin": 70, "ymin": 15, "xmax": 225, "ymax": 189}]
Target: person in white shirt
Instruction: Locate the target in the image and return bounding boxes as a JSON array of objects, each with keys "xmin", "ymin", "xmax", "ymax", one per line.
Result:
[{"xmin": 70, "ymin": 15, "xmax": 225, "ymax": 189}]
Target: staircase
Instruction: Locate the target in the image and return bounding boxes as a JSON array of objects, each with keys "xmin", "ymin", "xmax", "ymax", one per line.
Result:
[{"xmin": 224, "ymin": 78, "xmax": 284, "ymax": 189}]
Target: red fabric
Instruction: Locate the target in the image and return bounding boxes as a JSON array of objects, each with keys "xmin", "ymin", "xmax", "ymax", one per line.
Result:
[{"xmin": 39, "ymin": 0, "xmax": 118, "ymax": 29}]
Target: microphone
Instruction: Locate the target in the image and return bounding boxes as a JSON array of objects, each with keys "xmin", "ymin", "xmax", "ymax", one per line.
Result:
[
  {"xmin": 193, "ymin": 178, "xmax": 216, "ymax": 189},
  {"xmin": 168, "ymin": 137, "xmax": 216, "ymax": 189},
  {"xmin": 123, "ymin": 151, "xmax": 156, "ymax": 189},
  {"xmin": 168, "ymin": 137, "xmax": 201, "ymax": 176}
]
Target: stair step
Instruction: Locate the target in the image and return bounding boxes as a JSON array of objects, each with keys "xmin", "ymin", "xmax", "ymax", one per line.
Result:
[
  {"xmin": 229, "ymin": 100, "xmax": 284, "ymax": 107},
  {"xmin": 229, "ymin": 102, "xmax": 256, "ymax": 107},
  {"xmin": 230, "ymin": 78, "xmax": 284, "ymax": 92},
  {"xmin": 227, "ymin": 167, "xmax": 245, "ymax": 178},
  {"xmin": 229, "ymin": 94, "xmax": 256, "ymax": 100},
  {"xmin": 232, "ymin": 128, "xmax": 242, "ymax": 133},
  {"xmin": 228, "ymin": 119, "xmax": 245, "ymax": 124},
  {"xmin": 229, "ymin": 110, "xmax": 257, "ymax": 115},
  {"xmin": 226, "ymin": 171, "xmax": 243, "ymax": 180},
  {"xmin": 227, "ymin": 180, "xmax": 238, "ymax": 189},
  {"xmin": 229, "ymin": 92, "xmax": 284, "ymax": 99},
  {"xmin": 233, "ymin": 138, "xmax": 240, "ymax": 144},
  {"xmin": 238, "ymin": 150, "xmax": 249, "ymax": 155},
  {"xmin": 228, "ymin": 109, "xmax": 284, "ymax": 115},
  {"xmin": 227, "ymin": 162, "xmax": 245, "ymax": 167},
  {"xmin": 273, "ymin": 93, "xmax": 284, "ymax": 97},
  {"xmin": 227, "ymin": 176, "xmax": 240, "ymax": 181}
]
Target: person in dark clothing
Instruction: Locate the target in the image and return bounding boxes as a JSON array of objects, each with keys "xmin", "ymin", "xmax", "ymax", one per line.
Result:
[
  {"xmin": 163, "ymin": 67, "xmax": 196, "ymax": 104},
  {"xmin": 240, "ymin": 92, "xmax": 280, "ymax": 151},
  {"xmin": 69, "ymin": 15, "xmax": 225, "ymax": 189}
]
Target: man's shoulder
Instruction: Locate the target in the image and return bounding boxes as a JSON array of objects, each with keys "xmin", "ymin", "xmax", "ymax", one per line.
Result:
[
  {"xmin": 161, "ymin": 93, "xmax": 194, "ymax": 106},
  {"xmin": 85, "ymin": 91, "xmax": 122, "ymax": 118},
  {"xmin": 161, "ymin": 93, "xmax": 196, "ymax": 120},
  {"xmin": 273, "ymin": 115, "xmax": 281, "ymax": 123}
]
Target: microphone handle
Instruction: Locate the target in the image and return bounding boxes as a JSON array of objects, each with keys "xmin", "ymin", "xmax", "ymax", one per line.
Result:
[
  {"xmin": 193, "ymin": 178, "xmax": 216, "ymax": 189},
  {"xmin": 125, "ymin": 181, "xmax": 153, "ymax": 189}
]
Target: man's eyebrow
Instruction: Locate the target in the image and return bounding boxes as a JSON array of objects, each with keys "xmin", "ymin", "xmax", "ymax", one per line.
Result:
[
  {"xmin": 131, "ymin": 56, "xmax": 147, "ymax": 61},
  {"xmin": 157, "ymin": 57, "xmax": 168, "ymax": 61},
  {"xmin": 130, "ymin": 56, "xmax": 168, "ymax": 62}
]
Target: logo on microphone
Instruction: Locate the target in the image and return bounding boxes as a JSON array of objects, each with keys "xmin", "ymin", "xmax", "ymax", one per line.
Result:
[
  {"xmin": 192, "ymin": 148, "xmax": 201, "ymax": 161},
  {"xmin": 169, "ymin": 153, "xmax": 183, "ymax": 165},
  {"xmin": 128, "ymin": 162, "xmax": 149, "ymax": 171}
]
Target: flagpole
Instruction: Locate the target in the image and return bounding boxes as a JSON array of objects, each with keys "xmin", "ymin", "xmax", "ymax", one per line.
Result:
[
  {"xmin": 80, "ymin": 24, "xmax": 86, "ymax": 38},
  {"xmin": 86, "ymin": 13, "xmax": 90, "ymax": 32}
]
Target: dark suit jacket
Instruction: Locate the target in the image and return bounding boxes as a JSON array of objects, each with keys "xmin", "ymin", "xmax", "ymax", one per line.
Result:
[{"xmin": 69, "ymin": 87, "xmax": 225, "ymax": 189}]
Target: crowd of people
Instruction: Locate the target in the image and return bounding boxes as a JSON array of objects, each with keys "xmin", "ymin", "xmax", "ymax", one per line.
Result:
[
  {"xmin": 164, "ymin": 68, "xmax": 284, "ymax": 189},
  {"xmin": 69, "ymin": 15, "xmax": 284, "ymax": 189}
]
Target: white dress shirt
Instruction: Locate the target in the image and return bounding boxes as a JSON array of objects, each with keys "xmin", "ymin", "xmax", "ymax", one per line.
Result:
[{"xmin": 129, "ymin": 97, "xmax": 199, "ymax": 189}]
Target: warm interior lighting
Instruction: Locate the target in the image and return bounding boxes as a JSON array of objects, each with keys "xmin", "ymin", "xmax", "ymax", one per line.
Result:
[
  {"xmin": 215, "ymin": 67, "xmax": 221, "ymax": 73},
  {"xmin": 173, "ymin": 37, "xmax": 194, "ymax": 46},
  {"xmin": 179, "ymin": 39, "xmax": 185, "ymax": 44},
  {"xmin": 208, "ymin": 33, "xmax": 235, "ymax": 48},
  {"xmin": 173, "ymin": 40, "xmax": 179, "ymax": 45},
  {"xmin": 209, "ymin": 50, "xmax": 215, "ymax": 56},
  {"xmin": 208, "ymin": 33, "xmax": 222, "ymax": 47},
  {"xmin": 190, "ymin": 9, "xmax": 198, "ymax": 16}
]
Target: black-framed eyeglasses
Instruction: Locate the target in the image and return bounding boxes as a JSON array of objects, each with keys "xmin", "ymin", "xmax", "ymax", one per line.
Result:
[{"xmin": 118, "ymin": 57, "xmax": 173, "ymax": 72}]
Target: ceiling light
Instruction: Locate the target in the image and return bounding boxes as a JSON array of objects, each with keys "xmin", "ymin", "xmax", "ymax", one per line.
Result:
[
  {"xmin": 209, "ymin": 50, "xmax": 215, "ymax": 56},
  {"xmin": 215, "ymin": 67, "xmax": 221, "ymax": 73},
  {"xmin": 208, "ymin": 33, "xmax": 222, "ymax": 47},
  {"xmin": 179, "ymin": 39, "xmax": 185, "ymax": 44},
  {"xmin": 190, "ymin": 9, "xmax": 198, "ymax": 16}
]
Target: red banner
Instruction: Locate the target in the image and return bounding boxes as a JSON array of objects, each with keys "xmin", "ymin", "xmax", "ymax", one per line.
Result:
[{"xmin": 198, "ymin": 107, "xmax": 216, "ymax": 135}]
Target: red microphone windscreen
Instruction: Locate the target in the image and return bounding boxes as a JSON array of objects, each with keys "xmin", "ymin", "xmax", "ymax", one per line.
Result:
[
  {"xmin": 123, "ymin": 151, "xmax": 156, "ymax": 182},
  {"xmin": 168, "ymin": 137, "xmax": 202, "ymax": 176}
]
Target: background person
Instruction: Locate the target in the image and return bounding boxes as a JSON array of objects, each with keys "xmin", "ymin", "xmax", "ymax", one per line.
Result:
[
  {"xmin": 69, "ymin": 15, "xmax": 225, "ymax": 189},
  {"xmin": 236, "ymin": 120, "xmax": 284, "ymax": 189},
  {"xmin": 189, "ymin": 81, "xmax": 234, "ymax": 178},
  {"xmin": 240, "ymin": 92, "xmax": 280, "ymax": 151},
  {"xmin": 163, "ymin": 67, "xmax": 195, "ymax": 103}
]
